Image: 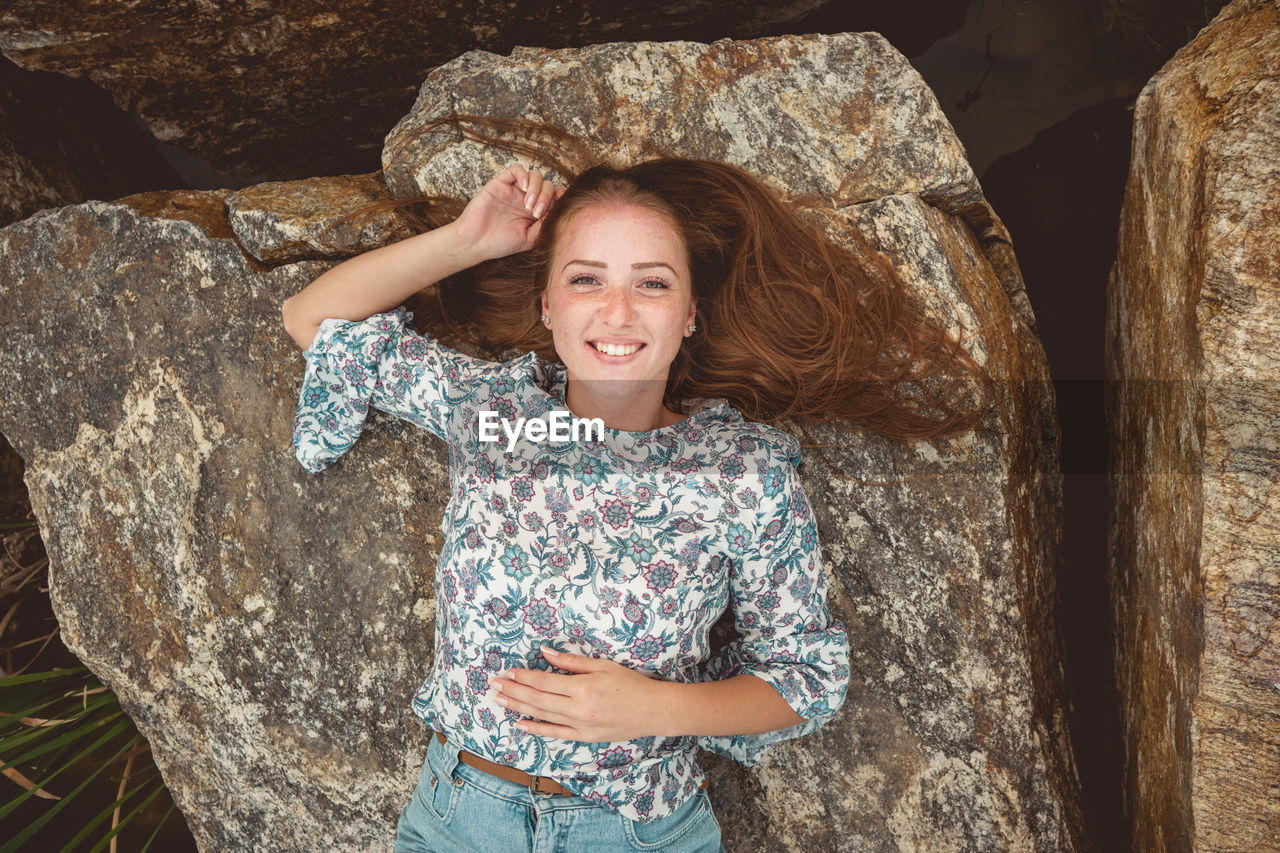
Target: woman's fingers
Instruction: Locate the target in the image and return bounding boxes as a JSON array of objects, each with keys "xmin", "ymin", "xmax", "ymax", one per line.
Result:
[
  {"xmin": 499, "ymin": 690, "xmax": 570, "ymax": 725},
  {"xmin": 523, "ymin": 168, "xmax": 545, "ymax": 212},
  {"xmin": 494, "ymin": 668, "xmax": 574, "ymax": 698},
  {"xmin": 496, "ymin": 162, "xmax": 526, "ymax": 189},
  {"xmin": 496, "ymin": 162, "xmax": 565, "ymax": 220},
  {"xmin": 532, "ymin": 176, "xmax": 560, "ymax": 219},
  {"xmin": 492, "ymin": 674, "xmax": 574, "ymax": 720},
  {"xmin": 514, "ymin": 719, "xmax": 579, "ymax": 738}
]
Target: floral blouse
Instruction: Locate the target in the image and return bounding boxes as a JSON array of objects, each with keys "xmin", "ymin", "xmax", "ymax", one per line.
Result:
[{"xmin": 292, "ymin": 306, "xmax": 850, "ymax": 824}]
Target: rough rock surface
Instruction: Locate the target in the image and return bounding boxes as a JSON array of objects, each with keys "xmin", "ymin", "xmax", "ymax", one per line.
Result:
[
  {"xmin": 1105, "ymin": 1, "xmax": 1280, "ymax": 850},
  {"xmin": 0, "ymin": 0, "xmax": 876, "ymax": 185},
  {"xmin": 0, "ymin": 34, "xmax": 1085, "ymax": 851}
]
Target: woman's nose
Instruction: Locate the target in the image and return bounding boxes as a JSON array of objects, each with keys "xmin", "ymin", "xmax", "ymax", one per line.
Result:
[{"xmin": 601, "ymin": 285, "xmax": 636, "ymax": 325}]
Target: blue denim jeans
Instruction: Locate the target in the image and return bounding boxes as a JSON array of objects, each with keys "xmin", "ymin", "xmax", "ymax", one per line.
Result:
[{"xmin": 395, "ymin": 731, "xmax": 726, "ymax": 852}]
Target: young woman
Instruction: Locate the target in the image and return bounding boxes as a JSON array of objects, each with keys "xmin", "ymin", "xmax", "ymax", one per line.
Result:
[{"xmin": 282, "ymin": 117, "xmax": 990, "ymax": 852}]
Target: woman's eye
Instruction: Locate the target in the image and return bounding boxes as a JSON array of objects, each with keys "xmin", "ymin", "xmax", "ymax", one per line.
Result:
[{"xmin": 567, "ymin": 274, "xmax": 670, "ymax": 290}]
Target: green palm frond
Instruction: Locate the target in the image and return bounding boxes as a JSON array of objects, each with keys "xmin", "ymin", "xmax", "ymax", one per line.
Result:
[
  {"xmin": 2, "ymin": 507, "xmax": 189, "ymax": 850},
  {"xmin": 0, "ymin": 665, "xmax": 186, "ymax": 852}
]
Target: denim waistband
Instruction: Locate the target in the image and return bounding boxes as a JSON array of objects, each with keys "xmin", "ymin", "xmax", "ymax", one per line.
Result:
[{"xmin": 429, "ymin": 730, "xmax": 607, "ymax": 812}]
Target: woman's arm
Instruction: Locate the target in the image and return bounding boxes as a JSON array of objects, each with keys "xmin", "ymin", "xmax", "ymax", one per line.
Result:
[
  {"xmin": 281, "ymin": 221, "xmax": 489, "ymax": 351},
  {"xmin": 281, "ymin": 163, "xmax": 564, "ymax": 351},
  {"xmin": 658, "ymin": 673, "xmax": 805, "ymax": 737},
  {"xmin": 490, "ymin": 649, "xmax": 804, "ymax": 743}
]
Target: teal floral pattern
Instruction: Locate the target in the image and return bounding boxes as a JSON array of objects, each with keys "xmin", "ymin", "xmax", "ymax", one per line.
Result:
[{"xmin": 292, "ymin": 306, "xmax": 850, "ymax": 824}]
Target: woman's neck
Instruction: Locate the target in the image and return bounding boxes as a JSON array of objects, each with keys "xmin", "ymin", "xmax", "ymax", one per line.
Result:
[{"xmin": 564, "ymin": 376, "xmax": 686, "ymax": 432}]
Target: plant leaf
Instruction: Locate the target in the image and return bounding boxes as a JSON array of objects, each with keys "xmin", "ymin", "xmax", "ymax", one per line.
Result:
[
  {"xmin": 0, "ymin": 716, "xmax": 138, "ymax": 852},
  {"xmin": 1, "ymin": 765, "xmax": 60, "ymax": 799}
]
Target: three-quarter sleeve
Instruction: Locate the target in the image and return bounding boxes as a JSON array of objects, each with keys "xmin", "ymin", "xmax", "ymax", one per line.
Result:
[
  {"xmin": 695, "ymin": 438, "xmax": 850, "ymax": 765},
  {"xmin": 292, "ymin": 305, "xmax": 485, "ymax": 473}
]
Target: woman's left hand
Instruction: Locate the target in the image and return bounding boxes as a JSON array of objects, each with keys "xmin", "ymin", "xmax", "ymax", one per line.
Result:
[{"xmin": 488, "ymin": 646, "xmax": 673, "ymax": 742}]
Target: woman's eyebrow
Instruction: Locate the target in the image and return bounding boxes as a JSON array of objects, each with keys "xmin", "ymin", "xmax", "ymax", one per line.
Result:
[{"xmin": 562, "ymin": 260, "xmax": 678, "ymax": 274}]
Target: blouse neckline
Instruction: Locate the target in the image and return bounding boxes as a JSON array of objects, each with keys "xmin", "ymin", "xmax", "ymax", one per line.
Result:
[{"xmin": 538, "ymin": 358, "xmax": 732, "ymax": 438}]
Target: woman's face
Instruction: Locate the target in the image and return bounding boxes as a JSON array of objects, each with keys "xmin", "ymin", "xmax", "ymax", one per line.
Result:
[{"xmin": 541, "ymin": 201, "xmax": 696, "ymax": 401}]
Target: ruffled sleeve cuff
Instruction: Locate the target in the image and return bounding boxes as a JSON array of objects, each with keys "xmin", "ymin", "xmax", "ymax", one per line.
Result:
[
  {"xmin": 693, "ymin": 623, "xmax": 850, "ymax": 765},
  {"xmin": 292, "ymin": 306, "xmax": 451, "ymax": 473}
]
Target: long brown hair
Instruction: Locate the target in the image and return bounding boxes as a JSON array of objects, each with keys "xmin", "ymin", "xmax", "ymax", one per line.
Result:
[{"xmin": 326, "ymin": 113, "xmax": 996, "ymax": 455}]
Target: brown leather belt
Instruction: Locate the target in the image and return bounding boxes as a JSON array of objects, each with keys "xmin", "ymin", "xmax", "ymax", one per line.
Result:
[
  {"xmin": 436, "ymin": 730, "xmax": 575, "ymax": 795},
  {"xmin": 433, "ymin": 730, "xmax": 708, "ymax": 795}
]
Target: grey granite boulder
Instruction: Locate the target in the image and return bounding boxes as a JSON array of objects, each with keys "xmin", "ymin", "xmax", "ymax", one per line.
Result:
[
  {"xmin": 0, "ymin": 33, "xmax": 1086, "ymax": 851},
  {"xmin": 1105, "ymin": 1, "xmax": 1280, "ymax": 850}
]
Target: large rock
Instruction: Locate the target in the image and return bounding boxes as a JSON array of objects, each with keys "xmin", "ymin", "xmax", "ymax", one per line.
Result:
[
  {"xmin": 0, "ymin": 0, "xmax": 950, "ymax": 186},
  {"xmin": 1105, "ymin": 1, "xmax": 1280, "ymax": 850},
  {"xmin": 0, "ymin": 34, "xmax": 1086, "ymax": 850}
]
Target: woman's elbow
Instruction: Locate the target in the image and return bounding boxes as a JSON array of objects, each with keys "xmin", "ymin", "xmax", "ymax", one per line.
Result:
[{"xmin": 281, "ymin": 297, "xmax": 318, "ymax": 352}]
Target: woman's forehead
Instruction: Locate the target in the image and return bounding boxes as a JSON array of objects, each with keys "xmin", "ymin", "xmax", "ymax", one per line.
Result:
[
  {"xmin": 551, "ymin": 201, "xmax": 687, "ymax": 258},
  {"xmin": 558, "ymin": 199, "xmax": 678, "ymax": 231}
]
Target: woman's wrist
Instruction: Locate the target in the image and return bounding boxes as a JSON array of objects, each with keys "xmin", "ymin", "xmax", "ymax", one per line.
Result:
[
  {"xmin": 437, "ymin": 217, "xmax": 501, "ymax": 267},
  {"xmin": 646, "ymin": 678, "xmax": 687, "ymax": 739}
]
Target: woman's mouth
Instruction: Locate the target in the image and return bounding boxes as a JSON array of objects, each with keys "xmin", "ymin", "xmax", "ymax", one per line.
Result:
[{"xmin": 587, "ymin": 340, "xmax": 645, "ymax": 359}]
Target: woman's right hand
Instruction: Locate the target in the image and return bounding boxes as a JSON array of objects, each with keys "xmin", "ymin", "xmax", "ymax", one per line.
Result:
[{"xmin": 451, "ymin": 163, "xmax": 566, "ymax": 261}]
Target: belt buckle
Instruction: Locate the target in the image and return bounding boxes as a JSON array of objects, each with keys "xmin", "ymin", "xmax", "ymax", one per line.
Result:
[{"xmin": 528, "ymin": 775, "xmax": 558, "ymax": 797}]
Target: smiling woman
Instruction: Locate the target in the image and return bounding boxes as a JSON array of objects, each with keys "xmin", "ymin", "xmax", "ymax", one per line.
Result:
[
  {"xmin": 542, "ymin": 200, "xmax": 697, "ymax": 433},
  {"xmin": 280, "ymin": 112, "xmax": 994, "ymax": 853}
]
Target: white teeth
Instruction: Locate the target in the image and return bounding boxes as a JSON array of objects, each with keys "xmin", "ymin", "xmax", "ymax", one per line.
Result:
[{"xmin": 592, "ymin": 341, "xmax": 640, "ymax": 356}]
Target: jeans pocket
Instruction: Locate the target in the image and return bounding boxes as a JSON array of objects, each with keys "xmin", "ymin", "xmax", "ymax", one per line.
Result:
[
  {"xmin": 623, "ymin": 790, "xmax": 718, "ymax": 851},
  {"xmin": 416, "ymin": 740, "xmax": 460, "ymax": 825}
]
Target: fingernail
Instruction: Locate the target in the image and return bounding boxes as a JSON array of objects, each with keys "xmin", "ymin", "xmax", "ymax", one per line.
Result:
[
  {"xmin": 521, "ymin": 178, "xmax": 528, "ymax": 191},
  {"xmin": 494, "ymin": 696, "xmax": 508, "ymax": 707},
  {"xmin": 533, "ymin": 202, "xmax": 546, "ymax": 219},
  {"xmin": 525, "ymin": 193, "xmax": 535, "ymax": 210}
]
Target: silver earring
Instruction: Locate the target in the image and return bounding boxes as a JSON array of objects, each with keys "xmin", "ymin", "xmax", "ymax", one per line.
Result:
[
  {"xmin": 687, "ymin": 323, "xmax": 697, "ymax": 333},
  {"xmin": 541, "ymin": 314, "xmax": 550, "ymax": 324}
]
